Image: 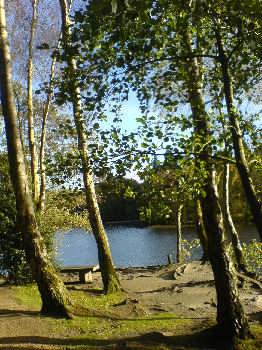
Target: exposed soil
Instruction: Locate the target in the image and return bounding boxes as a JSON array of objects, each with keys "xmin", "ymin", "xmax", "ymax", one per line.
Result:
[
  {"xmin": 0, "ymin": 261, "xmax": 261, "ymax": 349},
  {"xmin": 67, "ymin": 261, "xmax": 262, "ymax": 320}
]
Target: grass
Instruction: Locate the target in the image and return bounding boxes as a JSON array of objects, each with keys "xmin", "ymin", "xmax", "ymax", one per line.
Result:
[
  {"xmin": 13, "ymin": 283, "xmax": 41, "ymax": 309},
  {"xmin": 11, "ymin": 284, "xmax": 262, "ymax": 350},
  {"xmin": 12, "ymin": 284, "xmax": 198, "ymax": 341},
  {"xmin": 71, "ymin": 288, "xmax": 126, "ymax": 311}
]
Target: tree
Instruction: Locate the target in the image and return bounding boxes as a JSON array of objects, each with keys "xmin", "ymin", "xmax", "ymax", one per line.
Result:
[
  {"xmin": 27, "ymin": 0, "xmax": 40, "ymax": 205},
  {"xmin": 181, "ymin": 23, "xmax": 251, "ymax": 340},
  {"xmin": 215, "ymin": 28, "xmax": 262, "ymax": 240},
  {"xmin": 70, "ymin": 0, "xmax": 253, "ymax": 341},
  {"xmin": 223, "ymin": 162, "xmax": 247, "ymax": 272},
  {"xmin": 192, "ymin": 0, "xmax": 262, "ymax": 240},
  {"xmin": 58, "ymin": 0, "xmax": 121, "ymax": 294},
  {"xmin": 6, "ymin": 0, "xmax": 66, "ymax": 212},
  {"xmin": 38, "ymin": 1, "xmax": 74, "ymax": 212},
  {"xmin": 195, "ymin": 199, "xmax": 208, "ymax": 261},
  {"xmin": 0, "ymin": 0, "xmax": 72, "ymax": 317}
]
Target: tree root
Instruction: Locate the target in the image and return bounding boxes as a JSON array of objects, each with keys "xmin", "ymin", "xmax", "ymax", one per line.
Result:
[
  {"xmin": 70, "ymin": 304, "xmax": 121, "ymax": 319},
  {"xmin": 235, "ymin": 271, "xmax": 262, "ymax": 290}
]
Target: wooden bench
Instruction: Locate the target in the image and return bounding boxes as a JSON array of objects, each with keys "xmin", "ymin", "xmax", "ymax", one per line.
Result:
[{"xmin": 60, "ymin": 265, "xmax": 99, "ymax": 283}]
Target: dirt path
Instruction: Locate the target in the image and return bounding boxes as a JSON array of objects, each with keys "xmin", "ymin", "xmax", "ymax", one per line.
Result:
[
  {"xmin": 80, "ymin": 261, "xmax": 262, "ymax": 320},
  {"xmin": 0, "ymin": 284, "xmax": 54, "ymax": 347},
  {"xmin": 0, "ymin": 262, "xmax": 261, "ymax": 349}
]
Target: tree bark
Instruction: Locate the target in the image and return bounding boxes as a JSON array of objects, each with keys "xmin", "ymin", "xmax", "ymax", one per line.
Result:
[
  {"xmin": 59, "ymin": 0, "xmax": 121, "ymax": 294},
  {"xmin": 27, "ymin": 0, "xmax": 40, "ymax": 205},
  {"xmin": 38, "ymin": 51, "xmax": 56, "ymax": 212},
  {"xmin": 195, "ymin": 199, "xmax": 209, "ymax": 261},
  {"xmin": 38, "ymin": 1, "xmax": 73, "ymax": 212},
  {"xmin": 15, "ymin": 92, "xmax": 25, "ymax": 156},
  {"xmin": 215, "ymin": 30, "xmax": 262, "ymax": 241},
  {"xmin": 182, "ymin": 29, "xmax": 251, "ymax": 340},
  {"xmin": 202, "ymin": 169, "xmax": 251, "ymax": 340},
  {"xmin": 223, "ymin": 163, "xmax": 247, "ymax": 272},
  {"xmin": 0, "ymin": 0, "xmax": 72, "ymax": 318},
  {"xmin": 176, "ymin": 203, "xmax": 183, "ymax": 263}
]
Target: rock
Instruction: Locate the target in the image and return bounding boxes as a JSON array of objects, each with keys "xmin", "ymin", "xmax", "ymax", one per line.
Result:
[
  {"xmin": 151, "ymin": 305, "xmax": 169, "ymax": 312},
  {"xmin": 126, "ymin": 275, "xmax": 135, "ymax": 280},
  {"xmin": 189, "ymin": 306, "xmax": 196, "ymax": 311},
  {"xmin": 137, "ymin": 274, "xmax": 152, "ymax": 278},
  {"xmin": 130, "ymin": 298, "xmax": 139, "ymax": 304},
  {"xmin": 175, "ymin": 264, "xmax": 187, "ymax": 276}
]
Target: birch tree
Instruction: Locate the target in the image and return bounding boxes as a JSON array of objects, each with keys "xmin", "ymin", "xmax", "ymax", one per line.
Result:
[
  {"xmin": 58, "ymin": 0, "xmax": 121, "ymax": 294},
  {"xmin": 0, "ymin": 0, "xmax": 73, "ymax": 318},
  {"xmin": 69, "ymin": 0, "xmax": 253, "ymax": 341},
  {"xmin": 27, "ymin": 0, "xmax": 40, "ymax": 204}
]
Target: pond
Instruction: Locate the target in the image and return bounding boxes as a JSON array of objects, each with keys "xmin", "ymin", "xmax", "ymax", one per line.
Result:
[{"xmin": 54, "ymin": 224, "xmax": 259, "ymax": 268}]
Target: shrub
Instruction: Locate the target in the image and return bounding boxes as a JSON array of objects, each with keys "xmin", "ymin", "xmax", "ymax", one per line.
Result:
[
  {"xmin": 0, "ymin": 154, "xmax": 32, "ymax": 284},
  {"xmin": 242, "ymin": 240, "xmax": 262, "ymax": 275},
  {"xmin": 0, "ymin": 154, "xmax": 90, "ymax": 284}
]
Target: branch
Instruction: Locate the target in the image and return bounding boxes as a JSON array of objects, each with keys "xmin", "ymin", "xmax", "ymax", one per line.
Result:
[
  {"xmin": 227, "ymin": 38, "xmax": 243, "ymax": 61},
  {"xmin": 126, "ymin": 53, "xmax": 219, "ymax": 72},
  {"xmin": 105, "ymin": 149, "xmax": 236, "ymax": 165}
]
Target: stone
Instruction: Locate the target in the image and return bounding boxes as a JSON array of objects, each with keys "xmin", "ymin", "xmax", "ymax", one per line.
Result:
[{"xmin": 79, "ymin": 271, "xmax": 92, "ymax": 283}]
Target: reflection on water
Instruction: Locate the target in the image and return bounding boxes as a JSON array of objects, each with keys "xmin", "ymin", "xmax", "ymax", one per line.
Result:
[{"xmin": 54, "ymin": 224, "xmax": 259, "ymax": 267}]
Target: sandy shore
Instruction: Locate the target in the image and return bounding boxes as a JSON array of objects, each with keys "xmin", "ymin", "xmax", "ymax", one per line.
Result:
[{"xmin": 65, "ymin": 261, "xmax": 262, "ymax": 321}]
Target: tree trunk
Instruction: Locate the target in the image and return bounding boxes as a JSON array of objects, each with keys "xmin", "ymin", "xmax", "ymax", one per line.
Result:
[
  {"xmin": 27, "ymin": 0, "xmax": 40, "ymax": 205},
  {"xmin": 202, "ymin": 169, "xmax": 251, "ymax": 340},
  {"xmin": 195, "ymin": 199, "xmax": 209, "ymax": 261},
  {"xmin": 176, "ymin": 203, "xmax": 183, "ymax": 263},
  {"xmin": 38, "ymin": 1, "xmax": 73, "ymax": 212},
  {"xmin": 16, "ymin": 96, "xmax": 25, "ymax": 156},
  {"xmin": 0, "ymin": 0, "xmax": 72, "ymax": 318},
  {"xmin": 216, "ymin": 30, "xmax": 262, "ymax": 241},
  {"xmin": 38, "ymin": 52, "xmax": 57, "ymax": 212},
  {"xmin": 182, "ymin": 29, "xmax": 251, "ymax": 340},
  {"xmin": 59, "ymin": 0, "xmax": 121, "ymax": 294},
  {"xmin": 223, "ymin": 163, "xmax": 247, "ymax": 272}
]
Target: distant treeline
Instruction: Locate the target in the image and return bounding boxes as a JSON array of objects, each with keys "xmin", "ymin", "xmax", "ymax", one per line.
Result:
[{"xmin": 68, "ymin": 173, "xmax": 255, "ymax": 226}]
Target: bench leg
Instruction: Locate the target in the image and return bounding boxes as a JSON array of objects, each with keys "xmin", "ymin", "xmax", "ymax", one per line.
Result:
[{"xmin": 79, "ymin": 271, "xmax": 93, "ymax": 283}]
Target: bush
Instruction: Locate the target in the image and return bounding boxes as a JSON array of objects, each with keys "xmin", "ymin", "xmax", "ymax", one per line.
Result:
[
  {"xmin": 0, "ymin": 154, "xmax": 90, "ymax": 284},
  {"xmin": 0, "ymin": 154, "xmax": 32, "ymax": 284},
  {"xmin": 37, "ymin": 193, "xmax": 90, "ymax": 263},
  {"xmin": 242, "ymin": 240, "xmax": 262, "ymax": 275}
]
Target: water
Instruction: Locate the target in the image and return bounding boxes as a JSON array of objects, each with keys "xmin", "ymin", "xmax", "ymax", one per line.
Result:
[{"xmin": 54, "ymin": 224, "xmax": 259, "ymax": 268}]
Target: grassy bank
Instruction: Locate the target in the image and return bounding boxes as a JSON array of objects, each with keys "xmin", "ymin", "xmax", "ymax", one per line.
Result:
[{"xmin": 10, "ymin": 283, "xmax": 262, "ymax": 350}]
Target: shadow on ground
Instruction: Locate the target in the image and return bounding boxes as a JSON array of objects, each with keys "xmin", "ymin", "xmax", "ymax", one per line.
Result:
[
  {"xmin": 0, "ymin": 327, "xmax": 217, "ymax": 349},
  {"xmin": 0, "ymin": 309, "xmax": 39, "ymax": 317}
]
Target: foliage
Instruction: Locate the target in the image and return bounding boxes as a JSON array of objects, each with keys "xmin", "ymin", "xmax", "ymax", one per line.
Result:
[
  {"xmin": 35, "ymin": 190, "xmax": 91, "ymax": 267},
  {"xmin": 97, "ymin": 175, "xmax": 140, "ymax": 222},
  {"xmin": 66, "ymin": 0, "xmax": 262, "ymax": 179},
  {"xmin": 37, "ymin": 199, "xmax": 90, "ymax": 257},
  {"xmin": 137, "ymin": 156, "xmax": 204, "ymax": 225},
  {"xmin": 0, "ymin": 154, "xmax": 32, "ymax": 284},
  {"xmin": 0, "ymin": 153, "xmax": 90, "ymax": 283},
  {"xmin": 180, "ymin": 239, "xmax": 201, "ymax": 263},
  {"xmin": 242, "ymin": 240, "xmax": 262, "ymax": 275}
]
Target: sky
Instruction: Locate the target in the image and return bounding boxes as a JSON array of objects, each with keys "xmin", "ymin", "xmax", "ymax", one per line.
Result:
[{"xmin": 2, "ymin": 0, "xmax": 261, "ymax": 180}]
